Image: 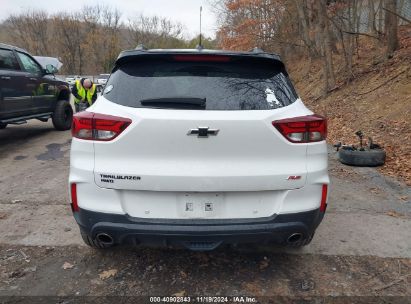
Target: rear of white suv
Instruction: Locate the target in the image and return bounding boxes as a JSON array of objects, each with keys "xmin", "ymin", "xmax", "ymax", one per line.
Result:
[{"xmin": 69, "ymin": 49, "xmax": 329, "ymax": 251}]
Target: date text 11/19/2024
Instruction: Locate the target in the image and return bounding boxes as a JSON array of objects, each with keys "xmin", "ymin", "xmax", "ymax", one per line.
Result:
[{"xmin": 149, "ymin": 296, "xmax": 258, "ymax": 303}]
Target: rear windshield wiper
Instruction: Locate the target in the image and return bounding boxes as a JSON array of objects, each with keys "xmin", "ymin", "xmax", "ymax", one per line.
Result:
[{"xmin": 140, "ymin": 97, "xmax": 206, "ymax": 110}]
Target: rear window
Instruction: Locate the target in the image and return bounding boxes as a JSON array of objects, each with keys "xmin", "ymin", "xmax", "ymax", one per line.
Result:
[{"xmin": 104, "ymin": 58, "xmax": 298, "ymax": 110}]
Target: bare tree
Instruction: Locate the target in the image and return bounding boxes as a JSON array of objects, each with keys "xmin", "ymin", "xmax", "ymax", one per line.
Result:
[
  {"xmin": 126, "ymin": 15, "xmax": 184, "ymax": 48},
  {"xmin": 384, "ymin": 0, "xmax": 399, "ymax": 57},
  {"xmin": 53, "ymin": 12, "xmax": 86, "ymax": 74},
  {"xmin": 294, "ymin": 0, "xmax": 319, "ymax": 57},
  {"xmin": 99, "ymin": 7, "xmax": 123, "ymax": 71},
  {"xmin": 7, "ymin": 10, "xmax": 51, "ymax": 55},
  {"xmin": 367, "ymin": 0, "xmax": 377, "ymax": 34},
  {"xmin": 316, "ymin": 0, "xmax": 336, "ymax": 93}
]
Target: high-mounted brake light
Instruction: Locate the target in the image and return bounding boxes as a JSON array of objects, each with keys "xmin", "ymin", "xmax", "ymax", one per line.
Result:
[
  {"xmin": 272, "ymin": 115, "xmax": 327, "ymax": 143},
  {"xmin": 320, "ymin": 184, "xmax": 328, "ymax": 212},
  {"xmin": 71, "ymin": 112, "xmax": 131, "ymax": 141},
  {"xmin": 172, "ymin": 55, "xmax": 231, "ymax": 62},
  {"xmin": 70, "ymin": 183, "xmax": 79, "ymax": 212}
]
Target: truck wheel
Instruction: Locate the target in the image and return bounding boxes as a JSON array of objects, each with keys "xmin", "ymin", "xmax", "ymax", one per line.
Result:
[
  {"xmin": 80, "ymin": 230, "xmax": 111, "ymax": 249},
  {"xmin": 0, "ymin": 123, "xmax": 7, "ymax": 129},
  {"xmin": 338, "ymin": 148, "xmax": 386, "ymax": 167},
  {"xmin": 52, "ymin": 100, "xmax": 73, "ymax": 131}
]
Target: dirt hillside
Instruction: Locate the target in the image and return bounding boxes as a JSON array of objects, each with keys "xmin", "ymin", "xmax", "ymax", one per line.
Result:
[{"xmin": 289, "ymin": 25, "xmax": 411, "ymax": 185}]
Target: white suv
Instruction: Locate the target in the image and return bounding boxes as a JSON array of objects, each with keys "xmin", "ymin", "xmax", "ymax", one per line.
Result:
[{"xmin": 69, "ymin": 48, "xmax": 329, "ymax": 251}]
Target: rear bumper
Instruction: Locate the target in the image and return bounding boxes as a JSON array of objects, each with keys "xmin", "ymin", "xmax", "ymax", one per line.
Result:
[{"xmin": 74, "ymin": 208, "xmax": 325, "ymax": 250}]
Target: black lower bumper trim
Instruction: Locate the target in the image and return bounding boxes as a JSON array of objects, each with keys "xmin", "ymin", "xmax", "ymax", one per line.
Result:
[{"xmin": 74, "ymin": 208, "xmax": 324, "ymax": 249}]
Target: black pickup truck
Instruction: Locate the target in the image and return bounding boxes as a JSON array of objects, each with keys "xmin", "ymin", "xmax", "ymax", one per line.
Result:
[{"xmin": 0, "ymin": 43, "xmax": 72, "ymax": 130}]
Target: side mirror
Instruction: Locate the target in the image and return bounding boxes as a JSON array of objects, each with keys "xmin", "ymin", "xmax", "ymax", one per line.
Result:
[{"xmin": 45, "ymin": 64, "xmax": 58, "ymax": 74}]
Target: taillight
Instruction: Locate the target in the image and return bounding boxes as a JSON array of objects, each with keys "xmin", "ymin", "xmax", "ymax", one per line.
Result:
[
  {"xmin": 272, "ymin": 115, "xmax": 327, "ymax": 143},
  {"xmin": 71, "ymin": 112, "xmax": 131, "ymax": 141},
  {"xmin": 70, "ymin": 183, "xmax": 79, "ymax": 212},
  {"xmin": 320, "ymin": 184, "xmax": 328, "ymax": 212}
]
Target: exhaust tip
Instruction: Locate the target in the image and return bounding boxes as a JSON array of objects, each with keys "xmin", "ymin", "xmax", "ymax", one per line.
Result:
[
  {"xmin": 96, "ymin": 233, "xmax": 114, "ymax": 245},
  {"xmin": 287, "ymin": 233, "xmax": 303, "ymax": 244}
]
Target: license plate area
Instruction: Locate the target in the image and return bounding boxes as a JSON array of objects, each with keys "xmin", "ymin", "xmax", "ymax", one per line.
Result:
[
  {"xmin": 120, "ymin": 190, "xmax": 283, "ymax": 219},
  {"xmin": 178, "ymin": 192, "xmax": 224, "ymax": 218}
]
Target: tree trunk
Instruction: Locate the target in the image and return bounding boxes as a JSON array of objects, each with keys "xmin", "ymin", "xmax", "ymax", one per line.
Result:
[
  {"xmin": 385, "ymin": 0, "xmax": 399, "ymax": 58},
  {"xmin": 317, "ymin": 0, "xmax": 336, "ymax": 93},
  {"xmin": 345, "ymin": 3, "xmax": 354, "ymax": 80},
  {"xmin": 294, "ymin": 0, "xmax": 318, "ymax": 57},
  {"xmin": 378, "ymin": 0, "xmax": 384, "ymax": 33},
  {"xmin": 367, "ymin": 0, "xmax": 376, "ymax": 34}
]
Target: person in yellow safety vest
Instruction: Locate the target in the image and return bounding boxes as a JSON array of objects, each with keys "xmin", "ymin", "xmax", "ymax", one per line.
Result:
[{"xmin": 71, "ymin": 78, "xmax": 97, "ymax": 112}]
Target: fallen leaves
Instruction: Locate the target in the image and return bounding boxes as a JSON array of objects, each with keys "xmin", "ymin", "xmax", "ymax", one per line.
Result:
[
  {"xmin": 179, "ymin": 271, "xmax": 188, "ymax": 279},
  {"xmin": 172, "ymin": 290, "xmax": 186, "ymax": 297},
  {"xmin": 9, "ymin": 270, "xmax": 25, "ymax": 278},
  {"xmin": 242, "ymin": 282, "xmax": 263, "ymax": 296},
  {"xmin": 369, "ymin": 187, "xmax": 381, "ymax": 194},
  {"xmin": 386, "ymin": 210, "xmax": 404, "ymax": 218},
  {"xmin": 373, "ymin": 274, "xmax": 411, "ymax": 292},
  {"xmin": 99, "ymin": 269, "xmax": 118, "ymax": 280},
  {"xmin": 62, "ymin": 262, "xmax": 74, "ymax": 270},
  {"xmin": 259, "ymin": 257, "xmax": 270, "ymax": 270}
]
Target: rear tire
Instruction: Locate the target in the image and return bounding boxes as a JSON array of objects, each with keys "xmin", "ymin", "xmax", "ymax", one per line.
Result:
[
  {"xmin": 80, "ymin": 230, "xmax": 111, "ymax": 249},
  {"xmin": 0, "ymin": 123, "xmax": 7, "ymax": 129},
  {"xmin": 338, "ymin": 148, "xmax": 386, "ymax": 167},
  {"xmin": 52, "ymin": 100, "xmax": 73, "ymax": 131}
]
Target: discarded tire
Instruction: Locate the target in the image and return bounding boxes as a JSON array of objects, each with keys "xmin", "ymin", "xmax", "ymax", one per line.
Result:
[{"xmin": 338, "ymin": 148, "xmax": 386, "ymax": 167}]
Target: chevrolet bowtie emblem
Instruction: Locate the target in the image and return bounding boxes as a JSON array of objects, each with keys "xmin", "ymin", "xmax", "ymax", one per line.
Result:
[{"xmin": 187, "ymin": 127, "xmax": 219, "ymax": 138}]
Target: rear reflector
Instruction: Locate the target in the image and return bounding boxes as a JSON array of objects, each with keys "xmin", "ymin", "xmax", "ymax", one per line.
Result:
[
  {"xmin": 70, "ymin": 183, "xmax": 79, "ymax": 212},
  {"xmin": 272, "ymin": 115, "xmax": 327, "ymax": 143},
  {"xmin": 72, "ymin": 112, "xmax": 131, "ymax": 141},
  {"xmin": 320, "ymin": 184, "xmax": 328, "ymax": 212},
  {"xmin": 172, "ymin": 55, "xmax": 231, "ymax": 62}
]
